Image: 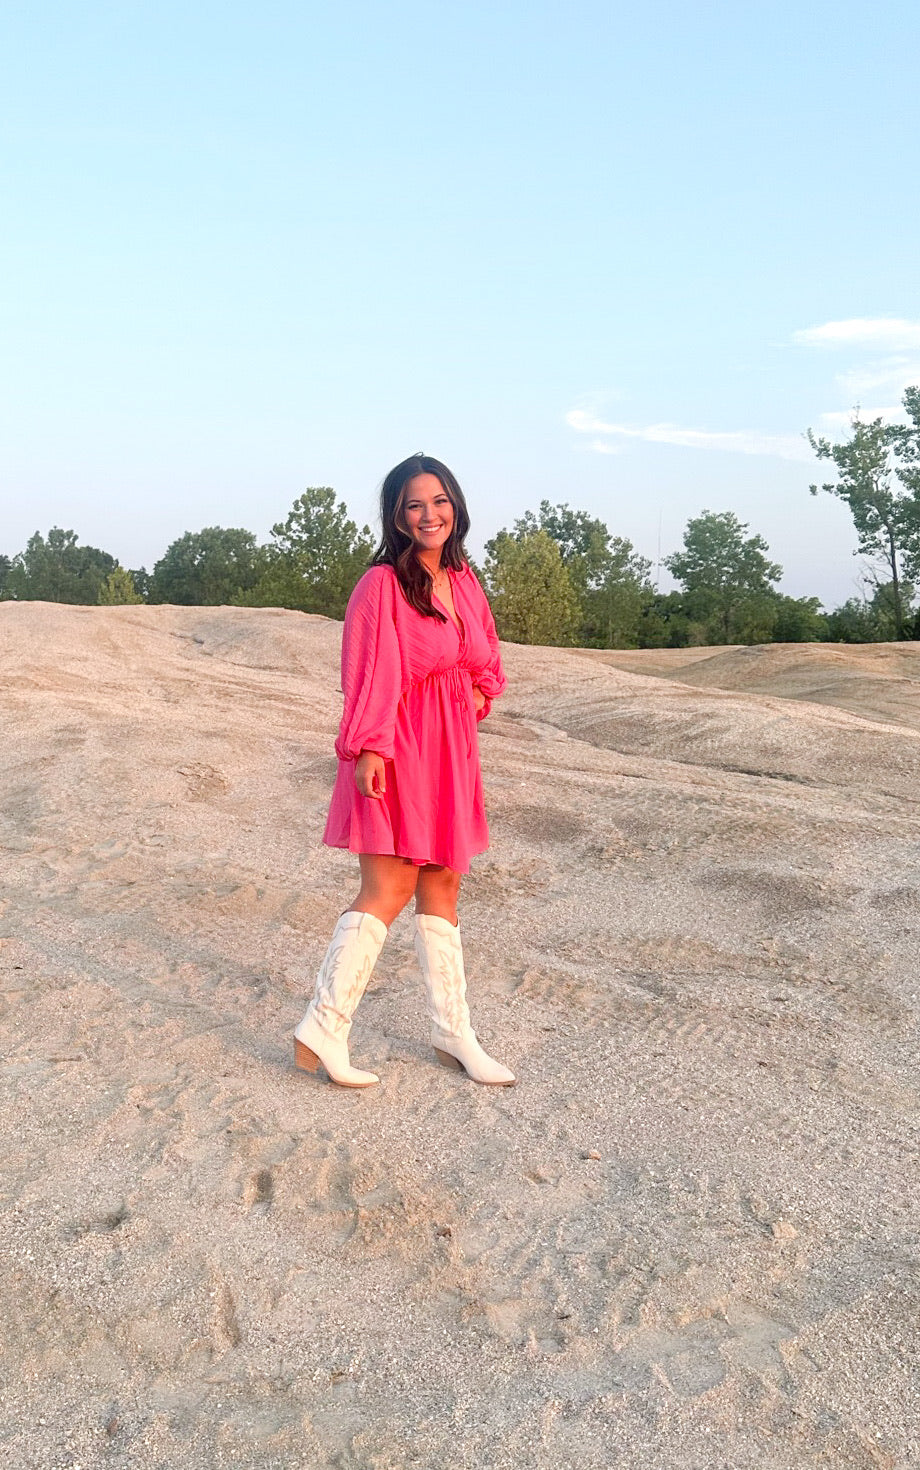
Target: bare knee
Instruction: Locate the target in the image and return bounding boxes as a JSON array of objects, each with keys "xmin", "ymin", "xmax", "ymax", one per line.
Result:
[
  {"xmin": 415, "ymin": 864, "xmax": 462, "ymax": 924},
  {"xmin": 352, "ymin": 854, "xmax": 419, "ymax": 926}
]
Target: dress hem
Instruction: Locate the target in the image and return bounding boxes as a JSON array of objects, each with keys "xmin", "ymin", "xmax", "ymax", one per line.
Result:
[{"xmin": 322, "ymin": 835, "xmax": 487, "ymax": 876}]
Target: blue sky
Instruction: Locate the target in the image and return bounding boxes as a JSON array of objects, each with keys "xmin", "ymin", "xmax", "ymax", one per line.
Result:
[{"xmin": 2, "ymin": 0, "xmax": 919, "ymax": 606}]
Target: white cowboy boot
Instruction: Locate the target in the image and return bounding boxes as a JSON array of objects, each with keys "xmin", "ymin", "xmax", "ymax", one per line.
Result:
[
  {"xmin": 294, "ymin": 911, "xmax": 387, "ymax": 1087},
  {"xmin": 413, "ymin": 913, "xmax": 515, "ymax": 1086}
]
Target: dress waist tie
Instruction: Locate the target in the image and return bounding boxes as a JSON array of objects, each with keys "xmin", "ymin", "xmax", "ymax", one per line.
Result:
[{"xmin": 414, "ymin": 666, "xmax": 474, "ymax": 759}]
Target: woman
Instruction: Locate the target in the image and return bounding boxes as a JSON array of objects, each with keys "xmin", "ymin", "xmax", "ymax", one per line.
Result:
[{"xmin": 293, "ymin": 453, "xmax": 515, "ymax": 1089}]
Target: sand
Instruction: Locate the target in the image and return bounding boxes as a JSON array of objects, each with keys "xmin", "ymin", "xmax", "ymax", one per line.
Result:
[
  {"xmin": 578, "ymin": 641, "xmax": 920, "ymax": 734},
  {"xmin": 1, "ymin": 603, "xmax": 919, "ymax": 1469}
]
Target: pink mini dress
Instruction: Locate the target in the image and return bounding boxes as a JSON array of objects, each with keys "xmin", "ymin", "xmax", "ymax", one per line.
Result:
[{"xmin": 322, "ymin": 562, "xmax": 506, "ymax": 873}]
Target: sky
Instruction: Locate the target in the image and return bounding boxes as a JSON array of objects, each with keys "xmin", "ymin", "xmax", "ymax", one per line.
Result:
[{"xmin": 2, "ymin": 0, "xmax": 919, "ymax": 607}]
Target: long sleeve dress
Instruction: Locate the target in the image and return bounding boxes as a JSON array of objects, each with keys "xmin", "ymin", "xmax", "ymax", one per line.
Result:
[{"xmin": 322, "ymin": 562, "xmax": 507, "ymax": 874}]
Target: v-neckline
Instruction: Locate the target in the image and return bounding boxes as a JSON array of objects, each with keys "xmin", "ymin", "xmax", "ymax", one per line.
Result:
[{"xmin": 433, "ymin": 574, "xmax": 465, "ymax": 640}]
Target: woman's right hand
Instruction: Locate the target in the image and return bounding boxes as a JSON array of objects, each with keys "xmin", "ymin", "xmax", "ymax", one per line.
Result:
[{"xmin": 355, "ymin": 750, "xmax": 387, "ymax": 799}]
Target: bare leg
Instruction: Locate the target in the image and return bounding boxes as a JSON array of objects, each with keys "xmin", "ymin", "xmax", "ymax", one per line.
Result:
[
  {"xmin": 350, "ymin": 853, "xmax": 420, "ymax": 927},
  {"xmin": 414, "ymin": 863, "xmax": 462, "ymax": 924}
]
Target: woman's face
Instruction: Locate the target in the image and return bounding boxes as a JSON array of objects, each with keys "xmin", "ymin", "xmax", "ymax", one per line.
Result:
[{"xmin": 399, "ymin": 473, "xmax": 455, "ymax": 556}]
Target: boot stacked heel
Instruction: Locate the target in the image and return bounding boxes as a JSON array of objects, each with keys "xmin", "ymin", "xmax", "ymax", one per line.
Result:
[
  {"xmin": 433, "ymin": 1046, "xmax": 464, "ymax": 1071},
  {"xmin": 294, "ymin": 1038, "xmax": 320, "ymax": 1073}
]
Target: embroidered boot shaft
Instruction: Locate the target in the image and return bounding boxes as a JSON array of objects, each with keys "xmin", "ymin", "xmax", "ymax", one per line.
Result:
[
  {"xmin": 413, "ymin": 913, "xmax": 515, "ymax": 1086},
  {"xmin": 295, "ymin": 910, "xmax": 387, "ymax": 1087}
]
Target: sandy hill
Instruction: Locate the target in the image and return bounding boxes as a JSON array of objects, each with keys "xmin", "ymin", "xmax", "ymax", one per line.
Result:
[
  {"xmin": 578, "ymin": 640, "xmax": 920, "ymax": 733},
  {"xmin": 2, "ymin": 604, "xmax": 918, "ymax": 1469}
]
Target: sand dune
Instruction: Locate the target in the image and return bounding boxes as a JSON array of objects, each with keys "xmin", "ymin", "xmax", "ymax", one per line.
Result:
[
  {"xmin": 2, "ymin": 604, "xmax": 918, "ymax": 1469},
  {"xmin": 579, "ymin": 640, "xmax": 920, "ymax": 733}
]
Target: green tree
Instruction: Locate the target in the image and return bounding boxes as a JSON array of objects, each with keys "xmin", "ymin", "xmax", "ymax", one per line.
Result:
[
  {"xmin": 825, "ymin": 595, "xmax": 886, "ymax": 643},
  {"xmin": 0, "ymin": 554, "xmax": 10, "ymax": 599},
  {"xmin": 150, "ymin": 527, "xmax": 266, "ymax": 605},
  {"xmin": 129, "ymin": 567, "xmax": 152, "ymax": 601},
  {"xmin": 888, "ymin": 386, "xmax": 920, "ymax": 583},
  {"xmin": 733, "ymin": 594, "xmax": 782, "ymax": 644},
  {"xmin": 5, "ymin": 528, "xmax": 117, "ymax": 603},
  {"xmin": 636, "ymin": 590, "xmax": 702, "ymax": 647},
  {"xmin": 483, "ymin": 529, "xmax": 581, "ymax": 645},
  {"xmin": 771, "ymin": 594, "xmax": 828, "ymax": 643},
  {"xmin": 822, "ymin": 581, "xmax": 916, "ymax": 642},
  {"xmin": 580, "ymin": 537, "xmax": 654, "ymax": 648},
  {"xmin": 514, "ymin": 502, "xmax": 607, "ymax": 564},
  {"xmin": 869, "ymin": 579, "xmax": 916, "ymax": 638},
  {"xmin": 665, "ymin": 510, "xmax": 782, "ymax": 643},
  {"xmin": 807, "ymin": 392, "xmax": 920, "ymax": 639},
  {"xmin": 246, "ymin": 487, "xmax": 374, "ymax": 618},
  {"xmin": 511, "ymin": 501, "xmax": 653, "ymax": 647},
  {"xmin": 98, "ymin": 567, "xmax": 144, "ymax": 604}
]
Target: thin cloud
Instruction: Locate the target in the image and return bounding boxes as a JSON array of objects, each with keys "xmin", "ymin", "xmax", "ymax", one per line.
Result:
[
  {"xmin": 794, "ymin": 318, "xmax": 920, "ymax": 351},
  {"xmin": 792, "ymin": 324, "xmax": 920, "ymax": 429},
  {"xmin": 566, "ymin": 409, "xmax": 811, "ymax": 462},
  {"xmin": 835, "ymin": 358, "xmax": 920, "ymax": 401},
  {"xmin": 818, "ymin": 408, "xmax": 904, "ymax": 430},
  {"xmin": 567, "ymin": 410, "xmax": 621, "ymax": 435}
]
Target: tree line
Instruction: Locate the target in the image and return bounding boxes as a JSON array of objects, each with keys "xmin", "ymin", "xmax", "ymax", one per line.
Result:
[{"xmin": 3, "ymin": 389, "xmax": 920, "ymax": 646}]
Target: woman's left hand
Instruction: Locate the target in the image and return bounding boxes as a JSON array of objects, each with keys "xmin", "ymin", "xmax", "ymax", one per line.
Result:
[{"xmin": 471, "ymin": 685, "xmax": 486, "ymax": 712}]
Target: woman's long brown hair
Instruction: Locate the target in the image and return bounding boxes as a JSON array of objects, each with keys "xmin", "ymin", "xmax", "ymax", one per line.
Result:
[{"xmin": 371, "ymin": 453, "xmax": 471, "ymax": 619}]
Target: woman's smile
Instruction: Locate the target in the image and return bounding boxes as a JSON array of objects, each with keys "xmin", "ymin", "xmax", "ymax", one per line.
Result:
[{"xmin": 401, "ymin": 472, "xmax": 455, "ymax": 555}]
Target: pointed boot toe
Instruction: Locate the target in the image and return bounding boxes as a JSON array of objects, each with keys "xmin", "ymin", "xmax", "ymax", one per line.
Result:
[
  {"xmin": 294, "ymin": 1035, "xmax": 379, "ymax": 1088},
  {"xmin": 432, "ymin": 1028, "xmax": 516, "ymax": 1086}
]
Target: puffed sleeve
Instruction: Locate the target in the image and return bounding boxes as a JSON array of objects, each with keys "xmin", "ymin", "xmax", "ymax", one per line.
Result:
[
  {"xmin": 334, "ymin": 568, "xmax": 403, "ymax": 761},
  {"xmin": 467, "ymin": 570, "xmax": 507, "ymax": 721}
]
